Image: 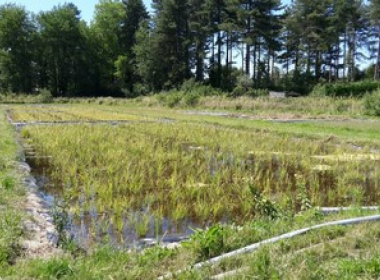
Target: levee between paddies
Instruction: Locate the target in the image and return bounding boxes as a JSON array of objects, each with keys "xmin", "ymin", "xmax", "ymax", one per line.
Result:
[{"xmin": 19, "ymin": 119, "xmax": 380, "ymax": 248}]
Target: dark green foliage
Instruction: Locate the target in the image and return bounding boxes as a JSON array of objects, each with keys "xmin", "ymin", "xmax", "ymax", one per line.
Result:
[
  {"xmin": 249, "ymin": 185, "xmax": 279, "ymax": 220},
  {"xmin": 37, "ymin": 4, "xmax": 87, "ymax": 97},
  {"xmin": 165, "ymin": 91, "xmax": 183, "ymax": 108},
  {"xmin": 364, "ymin": 90, "xmax": 380, "ymax": 116},
  {"xmin": 0, "ymin": 4, "xmax": 35, "ymax": 93},
  {"xmin": 37, "ymin": 88, "xmax": 53, "ymax": 103},
  {"xmin": 312, "ymin": 81, "xmax": 380, "ymax": 97},
  {"xmin": 1, "ymin": 176, "xmax": 15, "ymax": 190},
  {"xmin": 0, "ymin": 0, "xmax": 378, "ymax": 98},
  {"xmin": 186, "ymin": 224, "xmax": 228, "ymax": 260},
  {"xmin": 184, "ymin": 92, "xmax": 201, "ymax": 107}
]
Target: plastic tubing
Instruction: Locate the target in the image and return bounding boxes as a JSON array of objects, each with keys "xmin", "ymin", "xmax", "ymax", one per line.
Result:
[{"xmin": 158, "ymin": 214, "xmax": 380, "ymax": 279}]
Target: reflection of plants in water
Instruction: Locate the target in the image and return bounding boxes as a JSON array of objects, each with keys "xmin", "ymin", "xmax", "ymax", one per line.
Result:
[
  {"xmin": 127, "ymin": 212, "xmax": 151, "ymax": 238},
  {"xmin": 52, "ymin": 200, "xmax": 82, "ymax": 255},
  {"xmin": 136, "ymin": 214, "xmax": 151, "ymax": 238}
]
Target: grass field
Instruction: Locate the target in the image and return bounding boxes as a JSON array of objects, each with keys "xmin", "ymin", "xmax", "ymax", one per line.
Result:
[{"xmin": 2, "ymin": 97, "xmax": 380, "ymax": 279}]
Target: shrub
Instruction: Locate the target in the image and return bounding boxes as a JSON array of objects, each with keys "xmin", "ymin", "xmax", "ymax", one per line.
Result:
[
  {"xmin": 186, "ymin": 224, "xmax": 228, "ymax": 260},
  {"xmin": 236, "ymin": 73, "xmax": 254, "ymax": 89},
  {"xmin": 230, "ymin": 86, "xmax": 268, "ymax": 98},
  {"xmin": 37, "ymin": 88, "xmax": 53, "ymax": 103},
  {"xmin": 156, "ymin": 91, "xmax": 183, "ymax": 107},
  {"xmin": 231, "ymin": 86, "xmax": 246, "ymax": 97},
  {"xmin": 180, "ymin": 78, "xmax": 199, "ymax": 93},
  {"xmin": 133, "ymin": 83, "xmax": 150, "ymax": 96},
  {"xmin": 166, "ymin": 91, "xmax": 183, "ymax": 108},
  {"xmin": 193, "ymin": 85, "xmax": 222, "ymax": 96},
  {"xmin": 311, "ymin": 81, "xmax": 380, "ymax": 97},
  {"xmin": 364, "ymin": 90, "xmax": 380, "ymax": 116},
  {"xmin": 183, "ymin": 92, "xmax": 200, "ymax": 107}
]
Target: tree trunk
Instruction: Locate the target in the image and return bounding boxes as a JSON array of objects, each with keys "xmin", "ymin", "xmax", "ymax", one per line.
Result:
[
  {"xmin": 375, "ymin": 29, "xmax": 380, "ymax": 81},
  {"xmin": 245, "ymin": 2, "xmax": 251, "ymax": 76},
  {"xmin": 253, "ymin": 41, "xmax": 257, "ymax": 86},
  {"xmin": 343, "ymin": 30, "xmax": 347, "ymax": 81},
  {"xmin": 195, "ymin": 41, "xmax": 204, "ymax": 81}
]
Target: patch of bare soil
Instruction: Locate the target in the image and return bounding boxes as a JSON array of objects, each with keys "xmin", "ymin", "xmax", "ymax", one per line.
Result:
[
  {"xmin": 22, "ymin": 187, "xmax": 61, "ymax": 258},
  {"xmin": 17, "ymin": 161, "xmax": 62, "ymax": 259}
]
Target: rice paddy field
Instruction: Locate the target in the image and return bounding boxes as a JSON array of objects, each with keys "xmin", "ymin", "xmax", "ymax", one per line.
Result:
[
  {"xmin": 3, "ymin": 100, "xmax": 380, "ymax": 279},
  {"xmin": 6, "ymin": 104, "xmax": 380, "ymax": 242}
]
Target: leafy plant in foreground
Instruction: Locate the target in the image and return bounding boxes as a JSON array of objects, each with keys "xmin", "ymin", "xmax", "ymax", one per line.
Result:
[{"xmin": 186, "ymin": 224, "xmax": 227, "ymax": 260}]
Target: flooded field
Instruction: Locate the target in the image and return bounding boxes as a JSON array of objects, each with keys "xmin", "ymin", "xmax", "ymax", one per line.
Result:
[{"xmin": 7, "ymin": 104, "xmax": 380, "ymax": 249}]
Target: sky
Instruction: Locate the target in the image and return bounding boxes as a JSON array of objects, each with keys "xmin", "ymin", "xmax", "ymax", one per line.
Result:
[{"xmin": 0, "ymin": 0, "xmax": 291, "ymax": 23}]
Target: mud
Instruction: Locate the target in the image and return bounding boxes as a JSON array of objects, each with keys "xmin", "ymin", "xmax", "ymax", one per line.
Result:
[{"xmin": 17, "ymin": 163, "xmax": 62, "ymax": 259}]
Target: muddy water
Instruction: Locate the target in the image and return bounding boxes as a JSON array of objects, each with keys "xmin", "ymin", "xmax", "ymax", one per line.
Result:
[{"xmin": 25, "ymin": 155, "xmax": 207, "ymax": 250}]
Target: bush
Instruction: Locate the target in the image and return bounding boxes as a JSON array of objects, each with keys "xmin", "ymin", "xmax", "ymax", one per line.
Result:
[
  {"xmin": 156, "ymin": 91, "xmax": 183, "ymax": 107},
  {"xmin": 186, "ymin": 224, "xmax": 229, "ymax": 260},
  {"xmin": 236, "ymin": 73, "xmax": 254, "ymax": 89},
  {"xmin": 180, "ymin": 78, "xmax": 199, "ymax": 93},
  {"xmin": 230, "ymin": 86, "xmax": 268, "ymax": 98},
  {"xmin": 231, "ymin": 86, "xmax": 246, "ymax": 97},
  {"xmin": 133, "ymin": 83, "xmax": 150, "ymax": 96},
  {"xmin": 166, "ymin": 91, "xmax": 183, "ymax": 108},
  {"xmin": 193, "ymin": 85, "xmax": 222, "ymax": 96},
  {"xmin": 37, "ymin": 89, "xmax": 53, "ymax": 103},
  {"xmin": 364, "ymin": 90, "xmax": 380, "ymax": 116},
  {"xmin": 183, "ymin": 92, "xmax": 200, "ymax": 107},
  {"xmin": 181, "ymin": 79, "xmax": 222, "ymax": 97},
  {"xmin": 311, "ymin": 81, "xmax": 380, "ymax": 97}
]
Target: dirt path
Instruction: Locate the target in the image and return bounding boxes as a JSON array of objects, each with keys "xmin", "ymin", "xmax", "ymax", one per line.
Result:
[{"xmin": 15, "ymin": 134, "xmax": 62, "ymax": 259}]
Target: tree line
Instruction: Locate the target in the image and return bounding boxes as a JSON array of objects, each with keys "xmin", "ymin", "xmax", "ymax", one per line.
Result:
[{"xmin": 1, "ymin": 0, "xmax": 380, "ymax": 97}]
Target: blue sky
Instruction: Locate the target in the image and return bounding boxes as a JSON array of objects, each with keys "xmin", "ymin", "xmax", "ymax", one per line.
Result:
[{"xmin": 0, "ymin": 0, "xmax": 291, "ymax": 23}]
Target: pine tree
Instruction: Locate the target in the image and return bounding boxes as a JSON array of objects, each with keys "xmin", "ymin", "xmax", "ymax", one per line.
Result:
[
  {"xmin": 149, "ymin": 0, "xmax": 191, "ymax": 90},
  {"xmin": 370, "ymin": 0, "xmax": 380, "ymax": 80},
  {"xmin": 116, "ymin": 0, "xmax": 149, "ymax": 93}
]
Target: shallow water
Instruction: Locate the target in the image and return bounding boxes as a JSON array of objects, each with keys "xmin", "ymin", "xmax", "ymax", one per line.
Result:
[
  {"xmin": 24, "ymin": 141, "xmax": 380, "ymax": 250},
  {"xmin": 25, "ymin": 155, "xmax": 209, "ymax": 250}
]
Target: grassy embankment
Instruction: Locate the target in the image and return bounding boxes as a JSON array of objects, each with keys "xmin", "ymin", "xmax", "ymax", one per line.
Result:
[{"xmin": 0, "ymin": 107, "xmax": 24, "ymax": 273}]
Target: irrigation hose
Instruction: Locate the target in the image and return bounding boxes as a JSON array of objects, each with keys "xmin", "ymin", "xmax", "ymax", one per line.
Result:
[
  {"xmin": 318, "ymin": 206, "xmax": 379, "ymax": 214},
  {"xmin": 158, "ymin": 214, "xmax": 380, "ymax": 279}
]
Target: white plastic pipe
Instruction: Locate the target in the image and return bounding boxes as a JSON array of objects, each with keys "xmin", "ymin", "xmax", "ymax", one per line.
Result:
[
  {"xmin": 318, "ymin": 206, "xmax": 379, "ymax": 214},
  {"xmin": 158, "ymin": 215, "xmax": 380, "ymax": 279}
]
